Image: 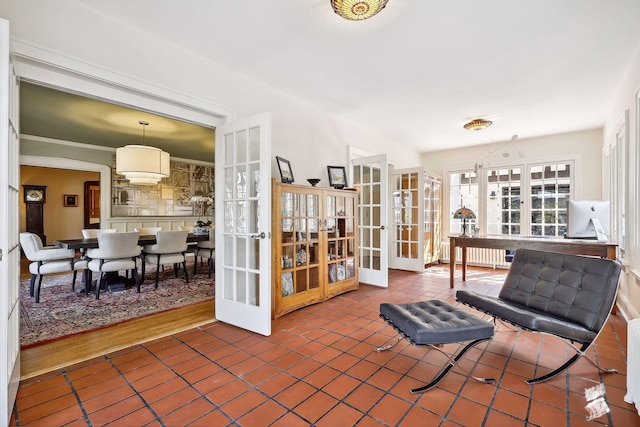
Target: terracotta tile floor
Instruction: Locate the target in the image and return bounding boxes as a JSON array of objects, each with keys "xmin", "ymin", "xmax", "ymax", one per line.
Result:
[{"xmin": 10, "ymin": 266, "xmax": 640, "ymax": 426}]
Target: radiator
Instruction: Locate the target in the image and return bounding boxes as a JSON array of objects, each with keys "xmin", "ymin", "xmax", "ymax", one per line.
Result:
[
  {"xmin": 624, "ymin": 318, "xmax": 640, "ymax": 415},
  {"xmin": 440, "ymin": 241, "xmax": 511, "ymax": 269}
]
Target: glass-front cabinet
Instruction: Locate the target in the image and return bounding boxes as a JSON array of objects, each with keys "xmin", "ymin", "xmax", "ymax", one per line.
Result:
[{"xmin": 272, "ymin": 181, "xmax": 358, "ymax": 318}]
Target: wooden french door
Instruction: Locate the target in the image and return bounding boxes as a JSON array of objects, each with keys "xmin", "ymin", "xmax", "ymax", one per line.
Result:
[
  {"xmin": 390, "ymin": 167, "xmax": 425, "ymax": 272},
  {"xmin": 215, "ymin": 113, "xmax": 272, "ymax": 336},
  {"xmin": 352, "ymin": 154, "xmax": 388, "ymax": 287},
  {"xmin": 0, "ymin": 17, "xmax": 21, "ymax": 424}
]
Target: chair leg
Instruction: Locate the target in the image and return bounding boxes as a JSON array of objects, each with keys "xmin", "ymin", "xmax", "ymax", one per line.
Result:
[
  {"xmin": 155, "ymin": 255, "xmax": 161, "ymax": 288},
  {"xmin": 35, "ymin": 275, "xmax": 44, "ymax": 303},
  {"xmin": 174, "ymin": 263, "xmax": 179, "ymax": 278},
  {"xmin": 29, "ymin": 274, "xmax": 37, "ymax": 297},
  {"xmin": 85, "ymin": 271, "xmax": 92, "ymax": 296},
  {"xmin": 525, "ymin": 342, "xmax": 612, "ymax": 384},
  {"xmin": 193, "ymin": 256, "xmax": 198, "ymax": 275},
  {"xmin": 208, "ymin": 258, "xmax": 213, "ymax": 278},
  {"xmin": 410, "ymin": 337, "xmax": 495, "ymax": 394},
  {"xmin": 132, "ymin": 268, "xmax": 140, "ymax": 293},
  {"xmin": 72, "ymin": 270, "xmax": 78, "ymax": 290},
  {"xmin": 141, "ymin": 256, "xmax": 146, "ymax": 285},
  {"xmin": 183, "ymin": 259, "xmax": 189, "ymax": 283},
  {"xmin": 95, "ymin": 273, "xmax": 103, "ymax": 300}
]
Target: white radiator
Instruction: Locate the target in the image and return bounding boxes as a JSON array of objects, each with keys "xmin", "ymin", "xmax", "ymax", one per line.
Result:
[
  {"xmin": 440, "ymin": 241, "xmax": 511, "ymax": 269},
  {"xmin": 624, "ymin": 318, "xmax": 640, "ymax": 415}
]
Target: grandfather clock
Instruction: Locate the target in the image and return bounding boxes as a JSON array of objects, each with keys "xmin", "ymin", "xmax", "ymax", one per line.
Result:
[{"xmin": 23, "ymin": 185, "xmax": 47, "ymax": 245}]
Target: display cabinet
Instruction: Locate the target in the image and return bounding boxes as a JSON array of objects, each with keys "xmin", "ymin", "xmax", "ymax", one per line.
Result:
[{"xmin": 272, "ymin": 181, "xmax": 358, "ymax": 319}]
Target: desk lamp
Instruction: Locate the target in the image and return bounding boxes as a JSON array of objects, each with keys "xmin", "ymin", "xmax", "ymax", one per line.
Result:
[{"xmin": 453, "ymin": 207, "xmax": 476, "ymax": 236}]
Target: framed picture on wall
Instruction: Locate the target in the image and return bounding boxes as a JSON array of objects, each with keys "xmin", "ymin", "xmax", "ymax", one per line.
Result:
[{"xmin": 64, "ymin": 194, "xmax": 78, "ymax": 207}]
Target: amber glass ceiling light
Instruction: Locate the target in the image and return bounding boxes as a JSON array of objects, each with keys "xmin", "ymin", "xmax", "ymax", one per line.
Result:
[
  {"xmin": 331, "ymin": 0, "xmax": 389, "ymax": 21},
  {"xmin": 116, "ymin": 121, "xmax": 170, "ymax": 185},
  {"xmin": 464, "ymin": 119, "xmax": 493, "ymax": 131}
]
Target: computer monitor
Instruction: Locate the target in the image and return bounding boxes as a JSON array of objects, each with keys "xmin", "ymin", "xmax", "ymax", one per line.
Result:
[{"xmin": 565, "ymin": 200, "xmax": 611, "ymax": 241}]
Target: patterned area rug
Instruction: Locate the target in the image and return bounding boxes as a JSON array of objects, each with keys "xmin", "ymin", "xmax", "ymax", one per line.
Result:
[{"xmin": 20, "ymin": 261, "xmax": 214, "ymax": 347}]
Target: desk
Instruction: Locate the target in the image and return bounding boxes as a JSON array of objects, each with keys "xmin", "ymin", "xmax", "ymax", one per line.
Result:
[
  {"xmin": 55, "ymin": 233, "xmax": 209, "ymax": 250},
  {"xmin": 449, "ymin": 235, "xmax": 617, "ymax": 288}
]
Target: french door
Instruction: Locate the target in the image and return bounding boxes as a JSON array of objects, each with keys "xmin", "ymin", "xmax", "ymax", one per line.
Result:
[
  {"xmin": 0, "ymin": 17, "xmax": 21, "ymax": 424},
  {"xmin": 352, "ymin": 154, "xmax": 388, "ymax": 287},
  {"xmin": 389, "ymin": 167, "xmax": 425, "ymax": 272},
  {"xmin": 215, "ymin": 113, "xmax": 272, "ymax": 336}
]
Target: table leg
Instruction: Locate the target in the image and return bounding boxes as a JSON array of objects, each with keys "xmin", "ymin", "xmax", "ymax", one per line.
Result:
[
  {"xmin": 450, "ymin": 241, "xmax": 456, "ymax": 288},
  {"xmin": 462, "ymin": 247, "xmax": 467, "ymax": 282}
]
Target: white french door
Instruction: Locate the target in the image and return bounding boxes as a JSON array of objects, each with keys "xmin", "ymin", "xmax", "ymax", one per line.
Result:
[
  {"xmin": 352, "ymin": 154, "xmax": 388, "ymax": 287},
  {"xmin": 389, "ymin": 167, "xmax": 425, "ymax": 272},
  {"xmin": 0, "ymin": 17, "xmax": 21, "ymax": 424},
  {"xmin": 215, "ymin": 113, "xmax": 272, "ymax": 336}
]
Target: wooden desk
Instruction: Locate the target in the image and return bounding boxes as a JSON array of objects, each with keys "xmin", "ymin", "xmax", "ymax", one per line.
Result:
[
  {"xmin": 55, "ymin": 233, "xmax": 209, "ymax": 250},
  {"xmin": 449, "ymin": 235, "xmax": 617, "ymax": 288}
]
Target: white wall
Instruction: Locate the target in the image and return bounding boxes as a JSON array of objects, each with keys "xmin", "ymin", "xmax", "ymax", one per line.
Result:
[
  {"xmin": 421, "ymin": 128, "xmax": 603, "ymax": 235},
  {"xmin": 1, "ymin": 0, "xmax": 422, "ymax": 182},
  {"xmin": 603, "ymin": 42, "xmax": 640, "ymax": 320}
]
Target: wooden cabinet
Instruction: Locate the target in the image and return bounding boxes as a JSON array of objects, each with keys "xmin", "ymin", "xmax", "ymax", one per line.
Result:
[{"xmin": 272, "ymin": 181, "xmax": 358, "ymax": 319}]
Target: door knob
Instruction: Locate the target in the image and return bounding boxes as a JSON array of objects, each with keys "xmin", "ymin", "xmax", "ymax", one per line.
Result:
[{"xmin": 380, "ymin": 225, "xmax": 386, "ymax": 230}]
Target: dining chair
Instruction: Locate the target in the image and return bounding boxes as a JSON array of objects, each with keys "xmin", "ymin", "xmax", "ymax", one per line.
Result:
[
  {"xmin": 141, "ymin": 230, "xmax": 189, "ymax": 288},
  {"xmin": 134, "ymin": 227, "xmax": 162, "ymax": 236},
  {"xmin": 81, "ymin": 228, "xmax": 117, "ymax": 238},
  {"xmin": 19, "ymin": 232, "xmax": 88, "ymax": 303},
  {"xmin": 194, "ymin": 227, "xmax": 215, "ymax": 278},
  {"xmin": 86, "ymin": 232, "xmax": 141, "ymax": 299}
]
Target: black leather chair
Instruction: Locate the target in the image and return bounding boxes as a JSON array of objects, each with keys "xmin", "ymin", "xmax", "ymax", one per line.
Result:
[{"xmin": 457, "ymin": 248, "xmax": 621, "ymax": 384}]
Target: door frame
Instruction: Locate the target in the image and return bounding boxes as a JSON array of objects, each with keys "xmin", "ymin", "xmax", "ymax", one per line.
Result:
[{"xmin": 5, "ymin": 36, "xmax": 238, "ymax": 400}]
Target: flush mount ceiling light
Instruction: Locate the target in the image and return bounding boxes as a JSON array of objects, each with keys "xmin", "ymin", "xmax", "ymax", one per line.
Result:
[
  {"xmin": 116, "ymin": 121, "xmax": 170, "ymax": 185},
  {"xmin": 464, "ymin": 119, "xmax": 493, "ymax": 131},
  {"xmin": 331, "ymin": 0, "xmax": 389, "ymax": 21}
]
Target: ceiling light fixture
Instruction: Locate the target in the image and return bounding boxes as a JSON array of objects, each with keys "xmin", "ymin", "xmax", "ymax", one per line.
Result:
[
  {"xmin": 463, "ymin": 119, "xmax": 493, "ymax": 131},
  {"xmin": 116, "ymin": 121, "xmax": 170, "ymax": 185},
  {"xmin": 331, "ymin": 0, "xmax": 389, "ymax": 21}
]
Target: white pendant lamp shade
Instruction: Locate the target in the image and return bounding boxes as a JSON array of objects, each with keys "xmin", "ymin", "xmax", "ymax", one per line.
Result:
[{"xmin": 116, "ymin": 145, "xmax": 170, "ymax": 185}]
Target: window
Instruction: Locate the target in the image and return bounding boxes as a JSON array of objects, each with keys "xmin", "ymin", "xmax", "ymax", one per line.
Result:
[
  {"xmin": 449, "ymin": 171, "xmax": 479, "ymax": 234},
  {"xmin": 448, "ymin": 160, "xmax": 574, "ymax": 237}
]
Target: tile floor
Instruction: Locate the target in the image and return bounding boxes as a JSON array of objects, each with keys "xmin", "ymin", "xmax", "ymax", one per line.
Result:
[{"xmin": 10, "ymin": 266, "xmax": 640, "ymax": 426}]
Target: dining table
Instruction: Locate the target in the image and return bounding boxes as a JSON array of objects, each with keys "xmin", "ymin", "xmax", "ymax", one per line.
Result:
[
  {"xmin": 54, "ymin": 232, "xmax": 210, "ymax": 250},
  {"xmin": 54, "ymin": 233, "xmax": 210, "ymax": 293}
]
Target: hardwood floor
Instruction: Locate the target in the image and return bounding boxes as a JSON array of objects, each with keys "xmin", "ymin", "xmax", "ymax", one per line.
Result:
[
  {"xmin": 19, "ymin": 255, "xmax": 216, "ymax": 379},
  {"xmin": 21, "ymin": 300, "xmax": 216, "ymax": 379}
]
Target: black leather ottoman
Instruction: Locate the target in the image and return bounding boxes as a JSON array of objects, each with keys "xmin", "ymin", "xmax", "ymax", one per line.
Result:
[{"xmin": 378, "ymin": 300, "xmax": 495, "ymax": 393}]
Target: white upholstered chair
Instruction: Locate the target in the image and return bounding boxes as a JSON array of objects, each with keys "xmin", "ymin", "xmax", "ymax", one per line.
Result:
[
  {"xmin": 81, "ymin": 228, "xmax": 117, "ymax": 238},
  {"xmin": 194, "ymin": 228, "xmax": 215, "ymax": 278},
  {"xmin": 20, "ymin": 232, "xmax": 88, "ymax": 303},
  {"xmin": 134, "ymin": 227, "xmax": 162, "ymax": 236},
  {"xmin": 86, "ymin": 232, "xmax": 141, "ymax": 299},
  {"xmin": 141, "ymin": 230, "xmax": 189, "ymax": 288}
]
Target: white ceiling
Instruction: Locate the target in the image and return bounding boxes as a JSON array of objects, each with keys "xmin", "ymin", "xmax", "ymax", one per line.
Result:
[{"xmin": 66, "ymin": 1, "xmax": 640, "ymax": 152}]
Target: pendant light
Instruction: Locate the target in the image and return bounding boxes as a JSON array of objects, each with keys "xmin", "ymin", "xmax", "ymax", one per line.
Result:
[{"xmin": 116, "ymin": 121, "xmax": 170, "ymax": 185}]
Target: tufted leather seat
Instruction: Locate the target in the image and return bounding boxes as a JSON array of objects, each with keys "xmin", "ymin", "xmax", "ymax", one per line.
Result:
[
  {"xmin": 380, "ymin": 300, "xmax": 493, "ymax": 345},
  {"xmin": 457, "ymin": 248, "xmax": 621, "ymax": 384},
  {"xmin": 378, "ymin": 300, "xmax": 494, "ymax": 393}
]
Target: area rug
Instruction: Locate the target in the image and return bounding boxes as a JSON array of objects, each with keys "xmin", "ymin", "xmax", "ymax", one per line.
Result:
[{"xmin": 19, "ymin": 261, "xmax": 214, "ymax": 347}]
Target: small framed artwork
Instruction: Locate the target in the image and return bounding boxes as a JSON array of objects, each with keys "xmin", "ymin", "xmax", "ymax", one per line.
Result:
[
  {"xmin": 276, "ymin": 156, "xmax": 295, "ymax": 184},
  {"xmin": 63, "ymin": 194, "xmax": 78, "ymax": 207},
  {"xmin": 327, "ymin": 166, "xmax": 347, "ymax": 189}
]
